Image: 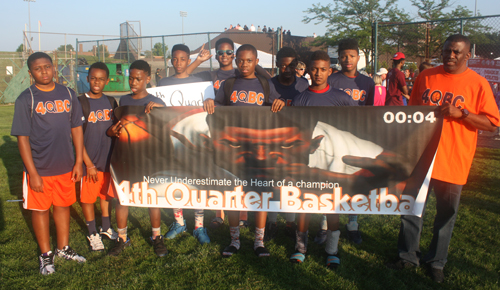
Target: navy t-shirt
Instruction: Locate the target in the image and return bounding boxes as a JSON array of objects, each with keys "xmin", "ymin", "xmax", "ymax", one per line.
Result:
[
  {"xmin": 328, "ymin": 72, "xmax": 375, "ymax": 106},
  {"xmin": 119, "ymin": 93, "xmax": 166, "ymax": 107},
  {"xmin": 80, "ymin": 94, "xmax": 115, "ymax": 174},
  {"xmin": 11, "ymin": 83, "xmax": 84, "ymax": 176},
  {"xmin": 292, "ymin": 85, "xmax": 358, "ymax": 106},
  {"xmin": 196, "ymin": 69, "xmax": 239, "ymax": 94},
  {"xmin": 158, "ymin": 75, "xmax": 208, "ymax": 86},
  {"xmin": 270, "ymin": 76, "xmax": 309, "ymax": 106},
  {"xmin": 214, "ymin": 77, "xmax": 281, "ymax": 106}
]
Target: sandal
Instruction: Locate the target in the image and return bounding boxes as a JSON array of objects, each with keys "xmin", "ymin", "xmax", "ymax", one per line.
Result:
[
  {"xmin": 326, "ymin": 255, "xmax": 340, "ymax": 269},
  {"xmin": 222, "ymin": 245, "xmax": 238, "ymax": 257},
  {"xmin": 290, "ymin": 252, "xmax": 305, "ymax": 263},
  {"xmin": 254, "ymin": 246, "xmax": 270, "ymax": 257}
]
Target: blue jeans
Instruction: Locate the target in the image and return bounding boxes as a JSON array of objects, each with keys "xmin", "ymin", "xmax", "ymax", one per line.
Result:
[{"xmin": 397, "ymin": 179, "xmax": 463, "ymax": 269}]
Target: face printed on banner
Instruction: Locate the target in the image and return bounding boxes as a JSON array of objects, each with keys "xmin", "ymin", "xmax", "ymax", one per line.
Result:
[
  {"xmin": 171, "ymin": 50, "xmax": 191, "ymax": 75},
  {"xmin": 216, "ymin": 42, "xmax": 235, "ymax": 67},
  {"xmin": 203, "ymin": 125, "xmax": 323, "ymax": 178}
]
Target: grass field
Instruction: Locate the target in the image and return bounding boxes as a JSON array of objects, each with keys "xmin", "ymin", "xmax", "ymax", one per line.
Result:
[{"xmin": 0, "ymin": 104, "xmax": 499, "ymax": 290}]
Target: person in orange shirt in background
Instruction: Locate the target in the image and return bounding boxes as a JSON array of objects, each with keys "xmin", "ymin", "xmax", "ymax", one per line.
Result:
[{"xmin": 388, "ymin": 34, "xmax": 500, "ymax": 283}]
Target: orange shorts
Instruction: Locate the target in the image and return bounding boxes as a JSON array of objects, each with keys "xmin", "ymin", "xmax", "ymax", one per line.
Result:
[
  {"xmin": 23, "ymin": 171, "xmax": 76, "ymax": 211},
  {"xmin": 80, "ymin": 171, "xmax": 116, "ymax": 203}
]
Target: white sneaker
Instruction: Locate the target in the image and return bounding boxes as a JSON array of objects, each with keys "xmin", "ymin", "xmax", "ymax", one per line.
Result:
[
  {"xmin": 39, "ymin": 251, "xmax": 55, "ymax": 275},
  {"xmin": 87, "ymin": 232, "xmax": 105, "ymax": 251},
  {"xmin": 99, "ymin": 227, "xmax": 118, "ymax": 240},
  {"xmin": 56, "ymin": 246, "xmax": 86, "ymax": 263}
]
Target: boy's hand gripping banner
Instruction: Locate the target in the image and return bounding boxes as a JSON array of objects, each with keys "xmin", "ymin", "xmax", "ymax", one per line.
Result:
[{"xmin": 110, "ymin": 106, "xmax": 442, "ymax": 217}]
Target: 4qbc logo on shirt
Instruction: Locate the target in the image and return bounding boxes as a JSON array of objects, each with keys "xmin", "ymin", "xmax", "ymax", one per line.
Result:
[
  {"xmin": 420, "ymin": 89, "xmax": 465, "ymax": 108},
  {"xmin": 230, "ymin": 90, "xmax": 265, "ymax": 105},
  {"xmin": 35, "ymin": 100, "xmax": 71, "ymax": 115},
  {"xmin": 342, "ymin": 88, "xmax": 366, "ymax": 102},
  {"xmin": 87, "ymin": 109, "xmax": 113, "ymax": 123}
]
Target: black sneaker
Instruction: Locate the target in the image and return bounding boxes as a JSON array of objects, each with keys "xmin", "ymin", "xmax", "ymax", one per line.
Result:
[
  {"xmin": 264, "ymin": 222, "xmax": 278, "ymax": 242},
  {"xmin": 284, "ymin": 222, "xmax": 297, "ymax": 238},
  {"xmin": 346, "ymin": 225, "xmax": 362, "ymax": 244},
  {"xmin": 107, "ymin": 237, "xmax": 131, "ymax": 256},
  {"xmin": 151, "ymin": 235, "xmax": 168, "ymax": 257},
  {"xmin": 386, "ymin": 259, "xmax": 417, "ymax": 270},
  {"xmin": 427, "ymin": 265, "xmax": 445, "ymax": 283}
]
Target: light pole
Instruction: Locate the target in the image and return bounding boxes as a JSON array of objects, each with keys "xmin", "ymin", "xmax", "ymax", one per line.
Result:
[
  {"xmin": 180, "ymin": 11, "xmax": 187, "ymax": 44},
  {"xmin": 24, "ymin": 0, "xmax": 36, "ymax": 51}
]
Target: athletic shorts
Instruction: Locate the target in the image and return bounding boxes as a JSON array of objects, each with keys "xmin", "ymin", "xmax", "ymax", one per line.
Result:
[
  {"xmin": 80, "ymin": 171, "xmax": 115, "ymax": 203},
  {"xmin": 23, "ymin": 171, "xmax": 76, "ymax": 211}
]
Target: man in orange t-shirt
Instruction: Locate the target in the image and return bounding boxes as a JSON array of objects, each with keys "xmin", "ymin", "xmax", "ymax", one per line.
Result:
[{"xmin": 389, "ymin": 34, "xmax": 500, "ymax": 283}]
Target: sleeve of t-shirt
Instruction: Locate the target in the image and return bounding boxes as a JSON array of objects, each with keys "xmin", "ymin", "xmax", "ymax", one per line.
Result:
[
  {"xmin": 11, "ymin": 92, "xmax": 32, "ymax": 136},
  {"xmin": 70, "ymin": 89, "xmax": 84, "ymax": 128},
  {"xmin": 476, "ymin": 78, "xmax": 500, "ymax": 126},
  {"xmin": 214, "ymin": 82, "xmax": 225, "ymax": 106},
  {"xmin": 268, "ymin": 81, "xmax": 281, "ymax": 103},
  {"xmin": 409, "ymin": 75, "xmax": 423, "ymax": 106},
  {"xmin": 292, "ymin": 91, "xmax": 305, "ymax": 106},
  {"xmin": 154, "ymin": 97, "xmax": 166, "ymax": 107},
  {"xmin": 193, "ymin": 71, "xmax": 212, "ymax": 83}
]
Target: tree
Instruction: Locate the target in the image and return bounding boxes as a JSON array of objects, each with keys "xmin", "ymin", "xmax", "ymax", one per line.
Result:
[
  {"xmin": 152, "ymin": 42, "xmax": 168, "ymax": 57},
  {"xmin": 16, "ymin": 44, "xmax": 24, "ymax": 52},
  {"xmin": 303, "ymin": 0, "xmax": 409, "ymax": 68},
  {"xmin": 57, "ymin": 44, "xmax": 74, "ymax": 51}
]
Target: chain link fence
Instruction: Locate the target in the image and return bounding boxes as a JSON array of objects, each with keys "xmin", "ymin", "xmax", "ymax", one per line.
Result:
[
  {"xmin": 75, "ymin": 30, "xmax": 281, "ymax": 94},
  {"xmin": 372, "ymin": 14, "xmax": 500, "ymax": 73}
]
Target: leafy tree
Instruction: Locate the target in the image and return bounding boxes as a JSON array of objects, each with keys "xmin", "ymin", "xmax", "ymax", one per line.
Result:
[
  {"xmin": 303, "ymin": 0, "xmax": 409, "ymax": 68},
  {"xmin": 57, "ymin": 44, "xmax": 74, "ymax": 51},
  {"xmin": 152, "ymin": 42, "xmax": 169, "ymax": 57},
  {"xmin": 16, "ymin": 44, "xmax": 24, "ymax": 52}
]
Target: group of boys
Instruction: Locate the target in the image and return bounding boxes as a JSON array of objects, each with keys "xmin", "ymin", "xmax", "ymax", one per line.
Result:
[{"xmin": 12, "ymin": 34, "xmax": 499, "ymax": 284}]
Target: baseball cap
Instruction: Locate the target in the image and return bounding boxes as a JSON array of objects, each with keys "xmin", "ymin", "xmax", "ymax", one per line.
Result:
[
  {"xmin": 376, "ymin": 68, "xmax": 388, "ymax": 75},
  {"xmin": 393, "ymin": 52, "xmax": 405, "ymax": 60}
]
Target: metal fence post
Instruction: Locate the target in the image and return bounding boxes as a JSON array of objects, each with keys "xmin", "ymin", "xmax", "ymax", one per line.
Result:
[
  {"xmin": 162, "ymin": 36, "xmax": 168, "ymax": 77},
  {"xmin": 75, "ymin": 39, "xmax": 79, "ymax": 94},
  {"xmin": 97, "ymin": 40, "xmax": 100, "ymax": 62},
  {"xmin": 460, "ymin": 19, "xmax": 464, "ymax": 34},
  {"xmin": 374, "ymin": 21, "xmax": 378, "ymax": 73},
  {"xmin": 208, "ymin": 33, "xmax": 213, "ymax": 71}
]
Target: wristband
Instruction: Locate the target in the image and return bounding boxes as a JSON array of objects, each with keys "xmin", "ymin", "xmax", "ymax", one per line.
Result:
[{"xmin": 87, "ymin": 166, "xmax": 96, "ymax": 170}]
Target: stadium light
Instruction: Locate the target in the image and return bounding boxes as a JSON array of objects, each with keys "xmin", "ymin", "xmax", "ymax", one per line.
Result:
[
  {"xmin": 180, "ymin": 11, "xmax": 187, "ymax": 44},
  {"xmin": 24, "ymin": 0, "xmax": 36, "ymax": 49}
]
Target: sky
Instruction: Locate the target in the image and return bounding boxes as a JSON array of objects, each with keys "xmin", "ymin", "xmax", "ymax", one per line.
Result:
[{"xmin": 1, "ymin": 0, "xmax": 499, "ymax": 52}]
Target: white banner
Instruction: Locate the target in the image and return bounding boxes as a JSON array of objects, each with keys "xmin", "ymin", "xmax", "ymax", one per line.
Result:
[
  {"xmin": 468, "ymin": 59, "xmax": 500, "ymax": 83},
  {"xmin": 147, "ymin": 81, "xmax": 216, "ymax": 107}
]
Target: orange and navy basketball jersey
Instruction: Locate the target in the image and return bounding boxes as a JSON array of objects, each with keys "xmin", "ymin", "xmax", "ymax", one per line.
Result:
[
  {"xmin": 80, "ymin": 94, "xmax": 115, "ymax": 174},
  {"xmin": 270, "ymin": 76, "xmax": 309, "ymax": 106},
  {"xmin": 11, "ymin": 83, "xmax": 84, "ymax": 176},
  {"xmin": 214, "ymin": 77, "xmax": 280, "ymax": 106},
  {"xmin": 328, "ymin": 72, "xmax": 375, "ymax": 106},
  {"xmin": 292, "ymin": 85, "xmax": 358, "ymax": 107},
  {"xmin": 410, "ymin": 65, "xmax": 500, "ymax": 185}
]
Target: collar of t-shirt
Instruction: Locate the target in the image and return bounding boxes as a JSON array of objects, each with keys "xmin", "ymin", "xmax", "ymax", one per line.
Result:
[{"xmin": 308, "ymin": 84, "xmax": 330, "ymax": 94}]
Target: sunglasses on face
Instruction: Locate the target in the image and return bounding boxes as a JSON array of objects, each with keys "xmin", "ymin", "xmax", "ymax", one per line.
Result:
[
  {"xmin": 217, "ymin": 50, "xmax": 234, "ymax": 56},
  {"xmin": 297, "ymin": 68, "xmax": 305, "ymax": 71}
]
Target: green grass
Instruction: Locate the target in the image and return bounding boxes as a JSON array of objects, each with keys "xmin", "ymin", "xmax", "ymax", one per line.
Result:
[{"xmin": 0, "ymin": 104, "xmax": 499, "ymax": 289}]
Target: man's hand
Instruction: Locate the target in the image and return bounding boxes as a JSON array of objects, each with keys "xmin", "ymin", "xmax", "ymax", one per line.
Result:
[
  {"xmin": 29, "ymin": 173, "xmax": 44, "ymax": 193},
  {"xmin": 439, "ymin": 102, "xmax": 462, "ymax": 119},
  {"xmin": 204, "ymin": 99, "xmax": 215, "ymax": 114},
  {"xmin": 271, "ymin": 99, "xmax": 285, "ymax": 112},
  {"xmin": 145, "ymin": 101, "xmax": 164, "ymax": 114}
]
